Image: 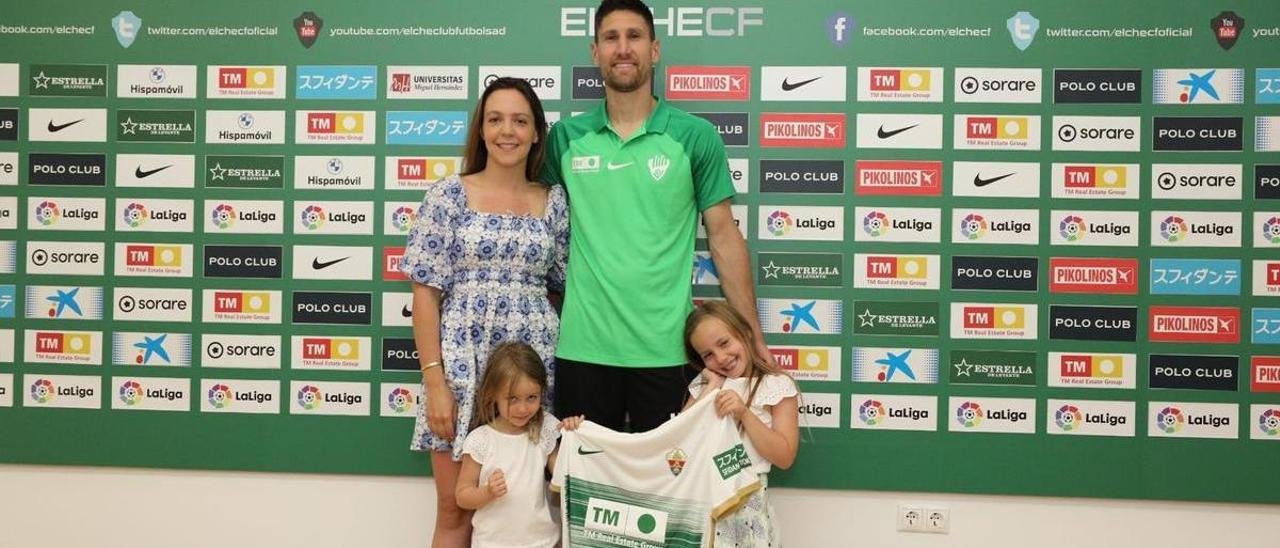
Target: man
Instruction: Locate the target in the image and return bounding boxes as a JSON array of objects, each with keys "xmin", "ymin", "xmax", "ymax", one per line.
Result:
[{"xmin": 542, "ymin": 0, "xmax": 770, "ymax": 432}]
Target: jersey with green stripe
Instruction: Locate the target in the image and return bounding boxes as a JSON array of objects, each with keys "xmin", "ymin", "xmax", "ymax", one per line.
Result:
[{"xmin": 542, "ymin": 99, "xmax": 734, "ymax": 367}]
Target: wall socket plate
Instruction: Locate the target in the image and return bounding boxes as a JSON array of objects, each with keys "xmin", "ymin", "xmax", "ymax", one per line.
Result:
[{"xmin": 898, "ymin": 504, "xmax": 949, "ymax": 534}]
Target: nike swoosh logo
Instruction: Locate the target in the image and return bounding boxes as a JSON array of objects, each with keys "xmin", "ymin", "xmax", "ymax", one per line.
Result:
[
  {"xmin": 877, "ymin": 124, "xmax": 917, "ymax": 139},
  {"xmin": 577, "ymin": 447, "xmax": 603, "ymax": 455},
  {"xmin": 781, "ymin": 76, "xmax": 822, "ymax": 91},
  {"xmin": 973, "ymin": 172, "xmax": 1015, "ymax": 187},
  {"xmin": 47, "ymin": 119, "xmax": 84, "ymax": 133},
  {"xmin": 135, "ymin": 165, "xmax": 172, "ymax": 179},
  {"xmin": 312, "ymin": 257, "xmax": 349, "ymax": 270},
  {"xmin": 606, "ymin": 161, "xmax": 633, "ymax": 170},
  {"xmin": 401, "ymin": 305, "xmax": 412, "ymax": 318}
]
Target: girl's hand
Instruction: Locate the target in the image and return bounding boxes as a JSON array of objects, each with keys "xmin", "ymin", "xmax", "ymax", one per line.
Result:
[
  {"xmin": 560, "ymin": 415, "xmax": 585, "ymax": 431},
  {"xmin": 701, "ymin": 367, "xmax": 725, "ymax": 390},
  {"xmin": 486, "ymin": 469, "xmax": 508, "ymax": 499},
  {"xmin": 714, "ymin": 389, "xmax": 747, "ymax": 420},
  {"xmin": 424, "ymin": 383, "xmax": 457, "ymax": 441}
]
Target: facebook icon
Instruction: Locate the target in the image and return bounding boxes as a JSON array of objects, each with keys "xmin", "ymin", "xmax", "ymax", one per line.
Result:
[{"xmin": 828, "ymin": 13, "xmax": 852, "ymax": 46}]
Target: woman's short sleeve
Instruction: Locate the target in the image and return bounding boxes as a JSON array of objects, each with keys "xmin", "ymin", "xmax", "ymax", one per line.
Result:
[
  {"xmin": 546, "ymin": 184, "xmax": 570, "ymax": 292},
  {"xmin": 400, "ymin": 176, "xmax": 464, "ymax": 291}
]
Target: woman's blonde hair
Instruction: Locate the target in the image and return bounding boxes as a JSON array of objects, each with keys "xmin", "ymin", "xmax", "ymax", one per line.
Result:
[
  {"xmin": 473, "ymin": 342, "xmax": 547, "ymax": 441},
  {"xmin": 683, "ymin": 301, "xmax": 795, "ymax": 409}
]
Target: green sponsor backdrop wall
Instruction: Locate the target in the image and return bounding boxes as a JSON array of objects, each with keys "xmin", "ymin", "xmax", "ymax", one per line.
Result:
[{"xmin": 1, "ymin": 0, "xmax": 1278, "ymax": 504}]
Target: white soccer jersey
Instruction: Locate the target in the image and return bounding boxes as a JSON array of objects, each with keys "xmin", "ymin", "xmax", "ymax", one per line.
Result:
[{"xmin": 551, "ymin": 391, "xmax": 760, "ymax": 548}]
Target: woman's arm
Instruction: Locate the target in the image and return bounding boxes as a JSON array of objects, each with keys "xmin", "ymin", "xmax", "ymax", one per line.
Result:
[{"xmin": 412, "ymin": 282, "xmax": 455, "ymax": 440}]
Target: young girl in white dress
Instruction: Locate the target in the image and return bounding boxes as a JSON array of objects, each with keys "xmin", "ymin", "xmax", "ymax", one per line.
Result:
[{"xmin": 683, "ymin": 301, "xmax": 800, "ymax": 548}]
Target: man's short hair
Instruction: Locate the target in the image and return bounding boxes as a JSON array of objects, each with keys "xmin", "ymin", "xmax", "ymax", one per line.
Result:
[{"xmin": 594, "ymin": 0, "xmax": 656, "ymax": 41}]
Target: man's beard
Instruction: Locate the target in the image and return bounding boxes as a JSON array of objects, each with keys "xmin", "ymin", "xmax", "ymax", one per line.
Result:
[{"xmin": 605, "ymin": 66, "xmax": 651, "ymax": 93}]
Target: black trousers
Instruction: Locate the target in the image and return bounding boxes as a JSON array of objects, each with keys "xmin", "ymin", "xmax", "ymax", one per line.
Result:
[{"xmin": 553, "ymin": 357, "xmax": 699, "ymax": 432}]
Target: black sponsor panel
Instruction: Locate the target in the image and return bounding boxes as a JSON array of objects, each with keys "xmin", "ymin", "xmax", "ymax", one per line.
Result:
[
  {"xmin": 203, "ymin": 245, "xmax": 283, "ymax": 279},
  {"xmin": 1048, "ymin": 305, "xmax": 1137, "ymax": 342},
  {"xmin": 1053, "ymin": 70, "xmax": 1141, "ymax": 104},
  {"xmin": 571, "ymin": 66, "xmax": 605, "ymax": 100},
  {"xmin": 382, "ymin": 338, "xmax": 420, "ymax": 371},
  {"xmin": 1149, "ymin": 354, "xmax": 1238, "ymax": 391},
  {"xmin": 759, "ymin": 159, "xmax": 844, "ymax": 194},
  {"xmin": 691, "ymin": 112, "xmax": 748, "ymax": 146},
  {"xmin": 28, "ymin": 153, "xmax": 107, "ymax": 186},
  {"xmin": 1153, "ymin": 117, "xmax": 1243, "ymax": 151},
  {"xmin": 1257, "ymin": 165, "xmax": 1280, "ymax": 200},
  {"xmin": 292, "ymin": 291, "xmax": 372, "ymax": 325},
  {"xmin": 0, "ymin": 108, "xmax": 17, "ymax": 141},
  {"xmin": 951, "ymin": 256, "xmax": 1038, "ymax": 291}
]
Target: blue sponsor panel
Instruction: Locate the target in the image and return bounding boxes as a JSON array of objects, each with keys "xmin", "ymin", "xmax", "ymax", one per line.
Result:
[
  {"xmin": 1255, "ymin": 308, "xmax": 1280, "ymax": 345},
  {"xmin": 0, "ymin": 284, "xmax": 14, "ymax": 318},
  {"xmin": 1257, "ymin": 69, "xmax": 1280, "ymax": 105},
  {"xmin": 296, "ymin": 65, "xmax": 377, "ymax": 99},
  {"xmin": 386, "ymin": 111, "xmax": 468, "ymax": 145},
  {"xmin": 1149, "ymin": 258, "xmax": 1241, "ymax": 296}
]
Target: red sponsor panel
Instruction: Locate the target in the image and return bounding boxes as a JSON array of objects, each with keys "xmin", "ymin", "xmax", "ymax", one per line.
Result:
[
  {"xmin": 868, "ymin": 69, "xmax": 901, "ymax": 91},
  {"xmin": 1148, "ymin": 306, "xmax": 1240, "ymax": 343},
  {"xmin": 1253, "ymin": 356, "xmax": 1280, "ymax": 392},
  {"xmin": 307, "ymin": 112, "xmax": 337, "ymax": 134},
  {"xmin": 126, "ymin": 245, "xmax": 154, "ymax": 266},
  {"xmin": 218, "ymin": 68, "xmax": 248, "ymax": 89},
  {"xmin": 214, "ymin": 291, "xmax": 243, "ymax": 313},
  {"xmin": 35, "ymin": 332, "xmax": 63, "ymax": 353},
  {"xmin": 665, "ymin": 66, "xmax": 751, "ymax": 101},
  {"xmin": 1063, "ymin": 165, "xmax": 1097, "ymax": 188},
  {"xmin": 1058, "ymin": 354, "xmax": 1092, "ymax": 377},
  {"xmin": 962, "ymin": 306, "xmax": 996, "ymax": 329},
  {"xmin": 966, "ymin": 117, "xmax": 999, "ymax": 139},
  {"xmin": 302, "ymin": 338, "xmax": 331, "ymax": 360},
  {"xmin": 383, "ymin": 246, "xmax": 408, "ymax": 281},
  {"xmin": 390, "ymin": 73, "xmax": 411, "ymax": 93},
  {"xmin": 1049, "ymin": 257, "xmax": 1139, "ymax": 294},
  {"xmin": 760, "ymin": 113, "xmax": 846, "ymax": 148},
  {"xmin": 770, "ymin": 348, "xmax": 800, "ymax": 372},
  {"xmin": 854, "ymin": 160, "xmax": 943, "ymax": 196},
  {"xmin": 865, "ymin": 256, "xmax": 898, "ymax": 279},
  {"xmin": 1268, "ymin": 263, "xmax": 1280, "ymax": 288}
]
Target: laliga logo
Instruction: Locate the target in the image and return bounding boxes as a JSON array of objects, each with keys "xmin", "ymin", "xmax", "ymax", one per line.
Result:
[
  {"xmin": 956, "ymin": 401, "xmax": 983, "ymax": 427},
  {"xmin": 1055, "ymin": 404, "xmax": 1083, "ymax": 431},
  {"xmin": 862, "ymin": 210, "xmax": 888, "ymax": 237},
  {"xmin": 211, "ymin": 204, "xmax": 236, "ymax": 229},
  {"xmin": 1160, "ymin": 215, "xmax": 1188, "ymax": 242},
  {"xmin": 960, "ymin": 213, "xmax": 988, "ymax": 240},
  {"xmin": 30, "ymin": 379, "xmax": 55, "ymax": 403},
  {"xmin": 766, "ymin": 210, "xmax": 792, "ymax": 236},
  {"xmin": 391, "ymin": 206, "xmax": 416, "ymax": 233},
  {"xmin": 300, "ymin": 205, "xmax": 326, "ymax": 230},
  {"xmin": 35, "ymin": 200, "xmax": 61, "ymax": 225},
  {"xmin": 1259, "ymin": 409, "xmax": 1280, "ymax": 436},
  {"xmin": 208, "ymin": 383, "xmax": 232, "ymax": 408},
  {"xmin": 1263, "ymin": 216, "xmax": 1280, "ymax": 244},
  {"xmin": 1156, "ymin": 406, "xmax": 1185, "ymax": 433},
  {"xmin": 388, "ymin": 387, "xmax": 412, "ymax": 413},
  {"xmin": 858, "ymin": 399, "xmax": 885, "ymax": 425},
  {"xmin": 298, "ymin": 384, "xmax": 321, "ymax": 410},
  {"xmin": 1059, "ymin": 215, "xmax": 1085, "ymax": 242},
  {"xmin": 119, "ymin": 380, "xmax": 143, "ymax": 405},
  {"xmin": 123, "ymin": 202, "xmax": 148, "ymax": 228}
]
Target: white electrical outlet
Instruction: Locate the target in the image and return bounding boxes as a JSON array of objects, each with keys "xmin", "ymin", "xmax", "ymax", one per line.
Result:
[
  {"xmin": 924, "ymin": 507, "xmax": 950, "ymax": 534},
  {"xmin": 897, "ymin": 505, "xmax": 923, "ymax": 532}
]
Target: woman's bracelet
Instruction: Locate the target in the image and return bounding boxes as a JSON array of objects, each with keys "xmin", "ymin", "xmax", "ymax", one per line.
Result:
[{"xmin": 420, "ymin": 360, "xmax": 442, "ymax": 372}]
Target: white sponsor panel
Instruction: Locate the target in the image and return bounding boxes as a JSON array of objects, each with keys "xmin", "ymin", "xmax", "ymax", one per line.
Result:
[
  {"xmin": 0, "ymin": 196, "xmax": 16, "ymax": 229},
  {"xmin": 727, "ymin": 158, "xmax": 749, "ymax": 194},
  {"xmin": 1250, "ymin": 404, "xmax": 1280, "ymax": 441},
  {"xmin": 203, "ymin": 199, "xmax": 283, "ymax": 234},
  {"xmin": 770, "ymin": 346, "xmax": 841, "ymax": 382},
  {"xmin": 380, "ymin": 383, "xmax": 424, "ymax": 418},
  {"xmin": 24, "ymin": 285, "xmax": 104, "ymax": 320},
  {"xmin": 0, "ymin": 330, "xmax": 14, "ymax": 363},
  {"xmin": 117, "ymin": 64, "xmax": 198, "ymax": 98},
  {"xmin": 384, "ymin": 156, "xmax": 461, "ymax": 190},
  {"xmin": 761, "ymin": 66, "xmax": 847, "ymax": 102},
  {"xmin": 23, "ymin": 374, "xmax": 101, "ymax": 409},
  {"xmin": 206, "ymin": 65, "xmax": 287, "ymax": 98},
  {"xmin": 28, "ymin": 108, "xmax": 108, "ymax": 142},
  {"xmin": 293, "ymin": 245, "xmax": 374, "ymax": 281},
  {"xmin": 854, "ymin": 207, "xmax": 941, "ymax": 243},
  {"xmin": 855, "ymin": 113, "xmax": 943, "ymax": 149},
  {"xmin": 23, "ymin": 330, "xmax": 103, "ymax": 365},
  {"xmin": 696, "ymin": 204, "xmax": 748, "ymax": 239},
  {"xmin": 112, "ymin": 287, "xmax": 193, "ymax": 323},
  {"xmin": 0, "ymin": 373, "xmax": 11, "ymax": 407},
  {"xmin": 947, "ymin": 396, "xmax": 1036, "ymax": 434},
  {"xmin": 1260, "ymin": 117, "xmax": 1280, "ymax": 152},
  {"xmin": 27, "ymin": 197, "xmax": 105, "ymax": 231},
  {"xmin": 290, "ymin": 381, "xmax": 371, "ymax": 416},
  {"xmin": 113, "ymin": 243, "xmax": 193, "ymax": 278},
  {"xmin": 951, "ymin": 161, "xmax": 1039, "ymax": 198},
  {"xmin": 1255, "ymin": 212, "xmax": 1280, "ymax": 248},
  {"xmin": 204, "ymin": 110, "xmax": 285, "ymax": 144},
  {"xmin": 294, "ymin": 111, "xmax": 376, "ymax": 144},
  {"xmin": 477, "ymin": 65, "xmax": 561, "ymax": 100},
  {"xmin": 111, "ymin": 332, "xmax": 193, "ymax": 367},
  {"xmin": 1047, "ymin": 352, "xmax": 1137, "ymax": 389},
  {"xmin": 954, "ymin": 68, "xmax": 1042, "ymax": 103},
  {"xmin": 1255, "ymin": 260, "xmax": 1280, "ymax": 296},
  {"xmin": 114, "ymin": 198, "xmax": 194, "ymax": 233},
  {"xmin": 1151, "ymin": 164, "xmax": 1242, "ymax": 200},
  {"xmin": 796, "ymin": 392, "xmax": 840, "ymax": 428},
  {"xmin": 1152, "ymin": 68, "xmax": 1244, "ymax": 104},
  {"xmin": 950, "ymin": 303, "xmax": 1038, "ymax": 340},
  {"xmin": 953, "ymin": 114, "xmax": 1041, "ymax": 150},
  {"xmin": 1045, "ymin": 399, "xmax": 1136, "ymax": 437},
  {"xmin": 758, "ymin": 298, "xmax": 843, "ymax": 335},
  {"xmin": 0, "ymin": 240, "xmax": 13, "ymax": 274},
  {"xmin": 200, "ymin": 290, "xmax": 283, "ymax": 324},
  {"xmin": 111, "ymin": 377, "xmax": 191, "ymax": 412},
  {"xmin": 382, "ymin": 292, "xmax": 413, "ymax": 327},
  {"xmin": 757, "ymin": 205, "xmax": 843, "ymax": 241},
  {"xmin": 1051, "ymin": 163, "xmax": 1141, "ymax": 199},
  {"xmin": 290, "ymin": 336, "xmax": 372, "ymax": 371},
  {"xmin": 386, "ymin": 65, "xmax": 468, "ymax": 100},
  {"xmin": 26, "ymin": 241, "xmax": 104, "ymax": 276},
  {"xmin": 1050, "ymin": 210, "xmax": 1140, "ymax": 247},
  {"xmin": 856, "ymin": 67, "xmax": 942, "ymax": 102},
  {"xmin": 294, "ymin": 156, "xmax": 376, "ymax": 190},
  {"xmin": 1148, "ymin": 402, "xmax": 1238, "ymax": 440},
  {"xmin": 0, "ymin": 152, "xmax": 17, "ymax": 185},
  {"xmin": 293, "ymin": 201, "xmax": 374, "ymax": 235},
  {"xmin": 1052, "ymin": 115, "xmax": 1141, "ymax": 152},
  {"xmin": 201, "ymin": 334, "xmax": 282, "ymax": 369},
  {"xmin": 853, "ymin": 254, "xmax": 940, "ymax": 290},
  {"xmin": 200, "ymin": 378, "xmax": 280, "ymax": 414},
  {"xmin": 115, "ymin": 154, "xmax": 196, "ymax": 188},
  {"xmin": 851, "ymin": 347, "xmax": 939, "ymax": 384},
  {"xmin": 951, "ymin": 209, "xmax": 1039, "ymax": 245},
  {"xmin": 1150, "ymin": 210, "xmax": 1241, "ymax": 248},
  {"xmin": 0, "ymin": 63, "xmax": 17, "ymax": 96},
  {"xmin": 850, "ymin": 394, "xmax": 937, "ymax": 432}
]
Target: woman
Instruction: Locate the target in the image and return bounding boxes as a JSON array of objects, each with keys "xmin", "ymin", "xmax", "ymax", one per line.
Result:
[{"xmin": 400, "ymin": 76, "xmax": 567, "ymax": 547}]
